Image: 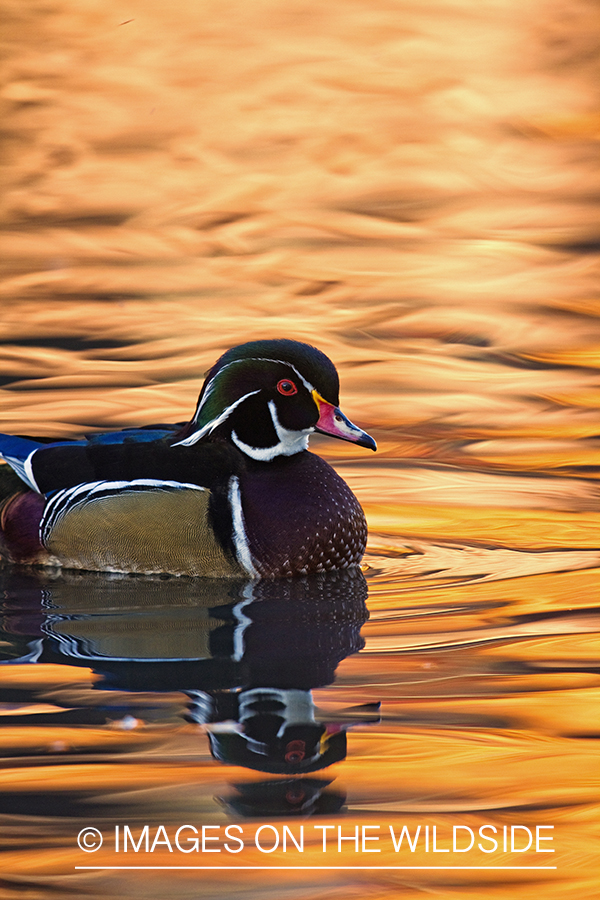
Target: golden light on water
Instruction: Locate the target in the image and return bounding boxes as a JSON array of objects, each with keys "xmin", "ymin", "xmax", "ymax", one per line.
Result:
[{"xmin": 1, "ymin": 0, "xmax": 599, "ymax": 897}]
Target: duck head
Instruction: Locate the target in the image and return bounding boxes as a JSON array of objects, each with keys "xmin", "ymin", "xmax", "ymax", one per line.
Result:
[{"xmin": 174, "ymin": 339, "xmax": 376, "ymax": 461}]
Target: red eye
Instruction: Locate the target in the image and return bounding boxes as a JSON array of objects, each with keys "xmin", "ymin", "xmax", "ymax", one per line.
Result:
[
  {"xmin": 277, "ymin": 379, "xmax": 298, "ymax": 396},
  {"xmin": 284, "ymin": 739, "xmax": 306, "ymax": 762}
]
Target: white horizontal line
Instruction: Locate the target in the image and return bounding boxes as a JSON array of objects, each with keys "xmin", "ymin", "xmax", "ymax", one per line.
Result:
[{"xmin": 75, "ymin": 866, "xmax": 558, "ymax": 871}]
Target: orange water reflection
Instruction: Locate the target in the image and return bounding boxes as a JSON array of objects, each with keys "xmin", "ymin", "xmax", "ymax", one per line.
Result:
[{"xmin": 1, "ymin": 0, "xmax": 599, "ymax": 897}]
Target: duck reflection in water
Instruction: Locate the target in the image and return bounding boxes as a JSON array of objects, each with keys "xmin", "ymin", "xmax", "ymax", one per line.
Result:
[{"xmin": 0, "ymin": 567, "xmax": 378, "ymax": 817}]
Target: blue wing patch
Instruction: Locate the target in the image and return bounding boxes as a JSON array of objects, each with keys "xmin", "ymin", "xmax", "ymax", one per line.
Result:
[{"xmin": 0, "ymin": 435, "xmax": 84, "ymax": 491}]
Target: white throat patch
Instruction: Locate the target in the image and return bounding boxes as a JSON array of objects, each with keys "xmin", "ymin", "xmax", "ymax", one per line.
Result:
[{"xmin": 231, "ymin": 400, "xmax": 311, "ymax": 461}]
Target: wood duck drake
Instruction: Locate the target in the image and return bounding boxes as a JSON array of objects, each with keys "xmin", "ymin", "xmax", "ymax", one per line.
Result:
[{"xmin": 0, "ymin": 339, "xmax": 376, "ymax": 578}]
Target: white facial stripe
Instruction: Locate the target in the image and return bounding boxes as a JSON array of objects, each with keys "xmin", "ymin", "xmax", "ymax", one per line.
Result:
[
  {"xmin": 228, "ymin": 476, "xmax": 258, "ymax": 577},
  {"xmin": 173, "ymin": 390, "xmax": 260, "ymax": 447},
  {"xmin": 181, "ymin": 355, "xmax": 323, "ymax": 455},
  {"xmin": 268, "ymin": 400, "xmax": 313, "ymax": 452},
  {"xmin": 192, "ymin": 356, "xmax": 316, "ymax": 424},
  {"xmin": 230, "ymin": 400, "xmax": 310, "ymax": 461}
]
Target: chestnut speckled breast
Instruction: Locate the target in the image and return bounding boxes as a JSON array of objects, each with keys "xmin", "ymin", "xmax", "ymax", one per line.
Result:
[{"xmin": 0, "ymin": 339, "xmax": 376, "ymax": 578}]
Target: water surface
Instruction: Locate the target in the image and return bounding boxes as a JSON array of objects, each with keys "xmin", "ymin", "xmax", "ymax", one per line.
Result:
[{"xmin": 1, "ymin": 1, "xmax": 599, "ymax": 897}]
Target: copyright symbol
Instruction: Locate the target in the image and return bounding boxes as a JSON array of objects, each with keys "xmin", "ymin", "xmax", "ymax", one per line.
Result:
[{"xmin": 77, "ymin": 827, "xmax": 103, "ymax": 852}]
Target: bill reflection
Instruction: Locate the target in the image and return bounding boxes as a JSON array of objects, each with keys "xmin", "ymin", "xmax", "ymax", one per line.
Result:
[{"xmin": 0, "ymin": 567, "xmax": 376, "ymax": 817}]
